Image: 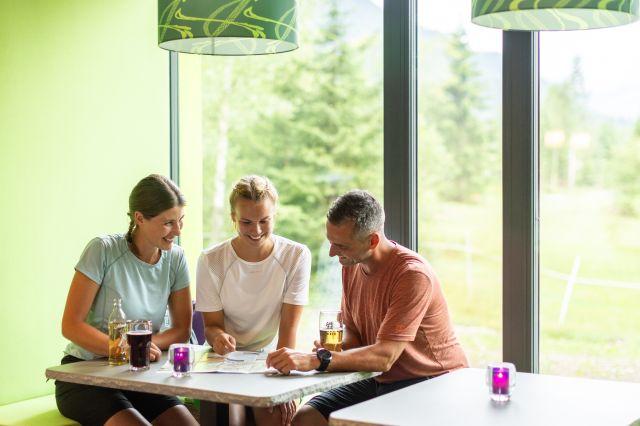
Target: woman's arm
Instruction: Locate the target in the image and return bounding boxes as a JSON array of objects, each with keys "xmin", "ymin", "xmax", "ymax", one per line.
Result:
[
  {"xmin": 276, "ymin": 303, "xmax": 304, "ymax": 349},
  {"xmin": 202, "ymin": 310, "xmax": 236, "ymax": 354},
  {"xmin": 61, "ymin": 271, "xmax": 109, "ymax": 356},
  {"xmin": 152, "ymin": 286, "xmax": 192, "ymax": 349}
]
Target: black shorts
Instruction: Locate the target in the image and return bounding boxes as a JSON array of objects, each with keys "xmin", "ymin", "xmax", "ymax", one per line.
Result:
[
  {"xmin": 55, "ymin": 355, "xmax": 183, "ymax": 426},
  {"xmin": 306, "ymin": 375, "xmax": 436, "ymax": 419}
]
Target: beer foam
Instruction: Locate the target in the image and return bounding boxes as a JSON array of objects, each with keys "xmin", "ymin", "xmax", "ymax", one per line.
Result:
[{"xmin": 127, "ymin": 330, "xmax": 152, "ymax": 335}]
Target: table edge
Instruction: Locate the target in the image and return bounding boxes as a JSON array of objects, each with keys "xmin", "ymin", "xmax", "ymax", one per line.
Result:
[{"xmin": 45, "ymin": 365, "xmax": 379, "ymax": 407}]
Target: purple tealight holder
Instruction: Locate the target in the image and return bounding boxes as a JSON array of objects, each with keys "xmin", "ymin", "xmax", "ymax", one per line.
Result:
[
  {"xmin": 486, "ymin": 362, "xmax": 516, "ymax": 402},
  {"xmin": 169, "ymin": 344, "xmax": 194, "ymax": 378}
]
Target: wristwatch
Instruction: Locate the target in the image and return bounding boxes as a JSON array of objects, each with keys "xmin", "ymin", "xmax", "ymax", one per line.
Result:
[{"xmin": 315, "ymin": 348, "xmax": 332, "ymax": 371}]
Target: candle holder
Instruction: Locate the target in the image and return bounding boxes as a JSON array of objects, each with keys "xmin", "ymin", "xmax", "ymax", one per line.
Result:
[
  {"xmin": 486, "ymin": 362, "xmax": 516, "ymax": 402},
  {"xmin": 169, "ymin": 344, "xmax": 194, "ymax": 378}
]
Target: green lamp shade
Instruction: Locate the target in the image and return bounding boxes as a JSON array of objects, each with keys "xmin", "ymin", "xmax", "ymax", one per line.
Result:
[
  {"xmin": 158, "ymin": 0, "xmax": 297, "ymax": 55},
  {"xmin": 472, "ymin": 0, "xmax": 639, "ymax": 31}
]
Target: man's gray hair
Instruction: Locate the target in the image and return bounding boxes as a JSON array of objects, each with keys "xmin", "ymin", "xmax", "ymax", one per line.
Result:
[{"xmin": 327, "ymin": 190, "xmax": 384, "ymax": 239}]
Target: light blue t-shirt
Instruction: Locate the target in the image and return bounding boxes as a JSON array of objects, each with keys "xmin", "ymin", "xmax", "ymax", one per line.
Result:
[{"xmin": 64, "ymin": 234, "xmax": 190, "ymax": 360}]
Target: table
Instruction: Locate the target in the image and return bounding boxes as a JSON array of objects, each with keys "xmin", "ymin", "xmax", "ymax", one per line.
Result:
[
  {"xmin": 329, "ymin": 368, "xmax": 640, "ymax": 426},
  {"xmin": 45, "ymin": 354, "xmax": 378, "ymax": 424}
]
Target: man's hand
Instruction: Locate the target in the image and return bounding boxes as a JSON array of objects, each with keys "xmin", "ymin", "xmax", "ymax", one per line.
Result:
[
  {"xmin": 312, "ymin": 340, "xmax": 322, "ymax": 352},
  {"xmin": 212, "ymin": 332, "xmax": 236, "ymax": 355},
  {"xmin": 266, "ymin": 348, "xmax": 318, "ymax": 375}
]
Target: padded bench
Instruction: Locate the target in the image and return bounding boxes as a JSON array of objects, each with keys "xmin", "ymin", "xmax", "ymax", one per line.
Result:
[{"xmin": 0, "ymin": 394, "xmax": 78, "ymax": 426}]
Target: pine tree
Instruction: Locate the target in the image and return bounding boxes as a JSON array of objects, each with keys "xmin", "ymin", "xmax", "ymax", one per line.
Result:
[
  {"xmin": 229, "ymin": 0, "xmax": 383, "ymax": 253},
  {"xmin": 428, "ymin": 29, "xmax": 495, "ymax": 203}
]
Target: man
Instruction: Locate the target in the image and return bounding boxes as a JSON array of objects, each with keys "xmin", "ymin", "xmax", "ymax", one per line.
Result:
[{"xmin": 267, "ymin": 190, "xmax": 468, "ymax": 426}]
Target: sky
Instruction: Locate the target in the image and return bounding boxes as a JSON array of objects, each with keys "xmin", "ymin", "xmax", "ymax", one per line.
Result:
[{"xmin": 369, "ymin": 0, "xmax": 640, "ymax": 120}]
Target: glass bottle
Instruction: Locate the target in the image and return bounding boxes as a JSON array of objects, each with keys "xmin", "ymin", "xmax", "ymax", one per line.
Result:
[{"xmin": 108, "ymin": 298, "xmax": 128, "ymax": 365}]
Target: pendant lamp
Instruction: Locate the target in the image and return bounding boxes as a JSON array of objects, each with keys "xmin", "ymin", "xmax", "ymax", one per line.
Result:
[
  {"xmin": 472, "ymin": 0, "xmax": 639, "ymax": 31},
  {"xmin": 158, "ymin": 0, "xmax": 297, "ymax": 55}
]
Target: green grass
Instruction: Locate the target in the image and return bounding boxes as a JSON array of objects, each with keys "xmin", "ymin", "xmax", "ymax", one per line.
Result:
[{"xmin": 418, "ymin": 188, "xmax": 640, "ymax": 381}]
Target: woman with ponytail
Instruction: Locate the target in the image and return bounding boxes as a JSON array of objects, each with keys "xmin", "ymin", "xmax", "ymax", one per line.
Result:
[{"xmin": 55, "ymin": 174, "xmax": 198, "ymax": 426}]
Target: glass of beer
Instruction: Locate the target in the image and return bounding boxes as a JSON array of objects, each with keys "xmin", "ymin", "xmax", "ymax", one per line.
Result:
[
  {"xmin": 127, "ymin": 320, "xmax": 152, "ymax": 371},
  {"xmin": 319, "ymin": 310, "xmax": 343, "ymax": 351}
]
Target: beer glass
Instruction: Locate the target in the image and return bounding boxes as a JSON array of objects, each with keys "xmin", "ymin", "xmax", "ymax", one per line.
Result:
[
  {"xmin": 319, "ymin": 310, "xmax": 343, "ymax": 351},
  {"xmin": 127, "ymin": 320, "xmax": 152, "ymax": 371}
]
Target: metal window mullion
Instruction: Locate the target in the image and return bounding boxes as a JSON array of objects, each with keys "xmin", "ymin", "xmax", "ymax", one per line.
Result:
[
  {"xmin": 169, "ymin": 51, "xmax": 180, "ymax": 246},
  {"xmin": 169, "ymin": 51, "xmax": 180, "ymax": 185},
  {"xmin": 383, "ymin": 0, "xmax": 418, "ymax": 250},
  {"xmin": 502, "ymin": 30, "xmax": 540, "ymax": 373}
]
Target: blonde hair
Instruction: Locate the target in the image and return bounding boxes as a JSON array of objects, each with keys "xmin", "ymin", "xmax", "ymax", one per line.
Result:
[{"xmin": 229, "ymin": 175, "xmax": 279, "ymax": 214}]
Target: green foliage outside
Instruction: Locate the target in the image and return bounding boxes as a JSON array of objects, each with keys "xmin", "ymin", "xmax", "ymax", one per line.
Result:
[
  {"xmin": 423, "ymin": 30, "xmax": 499, "ymax": 202},
  {"xmin": 611, "ymin": 121, "xmax": 640, "ymax": 216},
  {"xmin": 199, "ymin": 0, "xmax": 383, "ymax": 336}
]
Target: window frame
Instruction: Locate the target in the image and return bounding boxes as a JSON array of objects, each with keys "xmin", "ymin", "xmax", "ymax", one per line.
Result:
[{"xmin": 502, "ymin": 31, "xmax": 540, "ymax": 373}]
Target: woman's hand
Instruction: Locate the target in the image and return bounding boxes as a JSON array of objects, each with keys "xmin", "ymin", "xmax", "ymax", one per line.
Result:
[
  {"xmin": 212, "ymin": 332, "xmax": 236, "ymax": 355},
  {"xmin": 149, "ymin": 342, "xmax": 162, "ymax": 362}
]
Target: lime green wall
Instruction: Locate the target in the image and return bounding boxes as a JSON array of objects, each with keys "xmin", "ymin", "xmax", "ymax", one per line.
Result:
[{"xmin": 0, "ymin": 0, "xmax": 170, "ymax": 404}]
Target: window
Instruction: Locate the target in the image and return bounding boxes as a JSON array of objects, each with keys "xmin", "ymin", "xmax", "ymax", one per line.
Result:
[
  {"xmin": 418, "ymin": 0, "xmax": 502, "ymax": 367},
  {"xmin": 540, "ymin": 25, "xmax": 640, "ymax": 381},
  {"xmin": 178, "ymin": 0, "xmax": 383, "ymax": 348},
  {"xmin": 174, "ymin": 1, "xmax": 640, "ymax": 379}
]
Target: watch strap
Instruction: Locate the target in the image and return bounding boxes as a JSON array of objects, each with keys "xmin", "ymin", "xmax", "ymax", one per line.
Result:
[{"xmin": 315, "ymin": 349, "xmax": 331, "ymax": 371}]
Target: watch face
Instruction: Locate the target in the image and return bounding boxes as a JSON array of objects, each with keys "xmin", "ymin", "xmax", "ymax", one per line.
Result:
[
  {"xmin": 316, "ymin": 348, "xmax": 332, "ymax": 371},
  {"xmin": 318, "ymin": 349, "xmax": 331, "ymax": 361}
]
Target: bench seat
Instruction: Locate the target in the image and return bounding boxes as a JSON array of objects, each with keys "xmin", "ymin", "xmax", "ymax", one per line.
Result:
[{"xmin": 0, "ymin": 394, "xmax": 78, "ymax": 426}]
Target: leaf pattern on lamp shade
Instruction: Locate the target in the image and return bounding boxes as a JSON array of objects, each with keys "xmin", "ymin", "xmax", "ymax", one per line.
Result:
[
  {"xmin": 158, "ymin": 0, "xmax": 297, "ymax": 55},
  {"xmin": 471, "ymin": 0, "xmax": 639, "ymax": 30}
]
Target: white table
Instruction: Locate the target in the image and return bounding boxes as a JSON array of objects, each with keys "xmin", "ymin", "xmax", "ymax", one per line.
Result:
[
  {"xmin": 329, "ymin": 368, "xmax": 640, "ymax": 426},
  {"xmin": 45, "ymin": 355, "xmax": 378, "ymax": 424}
]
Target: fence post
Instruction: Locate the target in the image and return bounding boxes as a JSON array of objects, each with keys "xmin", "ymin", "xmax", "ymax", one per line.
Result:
[
  {"xmin": 464, "ymin": 232, "xmax": 474, "ymax": 298},
  {"xmin": 559, "ymin": 255, "xmax": 581, "ymax": 324}
]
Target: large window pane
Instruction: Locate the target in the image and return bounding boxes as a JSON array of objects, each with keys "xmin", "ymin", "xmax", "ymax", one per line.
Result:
[
  {"xmin": 417, "ymin": 0, "xmax": 503, "ymax": 367},
  {"xmin": 540, "ymin": 25, "xmax": 640, "ymax": 381},
  {"xmin": 178, "ymin": 0, "xmax": 383, "ymax": 349}
]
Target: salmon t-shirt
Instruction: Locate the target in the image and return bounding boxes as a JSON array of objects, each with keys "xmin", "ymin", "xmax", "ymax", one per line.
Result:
[{"xmin": 341, "ymin": 243, "xmax": 468, "ymax": 383}]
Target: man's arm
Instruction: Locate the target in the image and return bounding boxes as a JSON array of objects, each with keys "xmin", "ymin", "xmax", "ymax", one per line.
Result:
[
  {"xmin": 330, "ymin": 339, "xmax": 408, "ymax": 372},
  {"xmin": 266, "ymin": 338, "xmax": 408, "ymax": 375},
  {"xmin": 341, "ymin": 324, "xmax": 363, "ymax": 351}
]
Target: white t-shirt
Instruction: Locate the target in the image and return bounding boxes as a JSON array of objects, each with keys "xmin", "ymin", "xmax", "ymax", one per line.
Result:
[{"xmin": 195, "ymin": 235, "xmax": 311, "ymax": 351}]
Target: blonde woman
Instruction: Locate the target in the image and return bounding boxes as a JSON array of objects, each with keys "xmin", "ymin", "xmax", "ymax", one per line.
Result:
[{"xmin": 196, "ymin": 175, "xmax": 311, "ymax": 426}]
